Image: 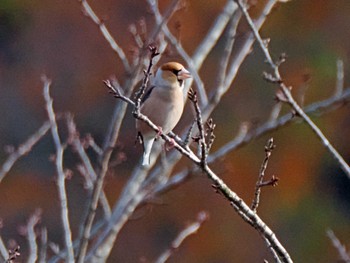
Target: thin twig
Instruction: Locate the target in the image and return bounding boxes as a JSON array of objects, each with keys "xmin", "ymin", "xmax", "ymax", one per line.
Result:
[
  {"xmin": 66, "ymin": 115, "xmax": 111, "ymax": 218},
  {"xmin": 335, "ymin": 59, "xmax": 344, "ymax": 97},
  {"xmin": 251, "ymin": 138, "xmax": 276, "ymax": 212},
  {"xmin": 133, "ymin": 45, "xmax": 159, "ymax": 112},
  {"xmin": 236, "ymin": 0, "xmax": 350, "ymax": 178},
  {"xmin": 202, "ymin": 165, "xmax": 292, "ymax": 263},
  {"xmin": 188, "ymin": 88, "xmax": 207, "ymax": 165},
  {"xmin": 0, "ymin": 121, "xmax": 51, "ymax": 183},
  {"xmin": 155, "ymin": 211, "xmax": 208, "ymax": 263},
  {"xmin": 146, "ymin": 0, "xmax": 181, "ymax": 45},
  {"xmin": 208, "ymin": 88, "xmax": 350, "ymax": 163},
  {"xmin": 6, "ymin": 246, "xmax": 20, "ymax": 263},
  {"xmin": 42, "ymin": 76, "xmax": 75, "ymax": 263},
  {"xmin": 27, "ymin": 209, "xmax": 41, "ymax": 263},
  {"xmin": 326, "ymin": 229, "xmax": 350, "ymax": 263},
  {"xmin": 79, "ymin": 0, "xmax": 130, "ymax": 71},
  {"xmin": 39, "ymin": 227, "xmax": 48, "ymax": 263}
]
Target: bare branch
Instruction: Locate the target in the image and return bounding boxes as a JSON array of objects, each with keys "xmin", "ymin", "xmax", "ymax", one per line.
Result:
[
  {"xmin": 202, "ymin": 165, "xmax": 292, "ymax": 263},
  {"xmin": 27, "ymin": 209, "xmax": 41, "ymax": 263},
  {"xmin": 236, "ymin": 0, "xmax": 350, "ymax": 178},
  {"xmin": 42, "ymin": 76, "xmax": 74, "ymax": 262},
  {"xmin": 155, "ymin": 211, "xmax": 208, "ymax": 263},
  {"xmin": 79, "ymin": 0, "xmax": 130, "ymax": 71},
  {"xmin": 0, "ymin": 235, "xmax": 7, "ymax": 262},
  {"xmin": 6, "ymin": 246, "xmax": 20, "ymax": 263},
  {"xmin": 188, "ymin": 88, "xmax": 208, "ymax": 165},
  {"xmin": 251, "ymin": 138, "xmax": 276, "ymax": 212},
  {"xmin": 211, "ymin": 9, "xmax": 241, "ymax": 105},
  {"xmin": 66, "ymin": 115, "xmax": 111, "ymax": 218},
  {"xmin": 0, "ymin": 121, "xmax": 51, "ymax": 183},
  {"xmin": 147, "ymin": 0, "xmax": 181, "ymax": 45},
  {"xmin": 39, "ymin": 228, "xmax": 48, "ymax": 263},
  {"xmin": 223, "ymin": 0, "xmax": 278, "ymax": 91},
  {"xmin": 104, "ymin": 80, "xmax": 135, "ymax": 106},
  {"xmin": 147, "ymin": 0, "xmax": 208, "ymax": 105},
  {"xmin": 205, "ymin": 118, "xmax": 216, "ymax": 153},
  {"xmin": 208, "ymin": 88, "xmax": 350, "ymax": 163},
  {"xmin": 326, "ymin": 229, "xmax": 350, "ymax": 263},
  {"xmin": 133, "ymin": 45, "xmax": 159, "ymax": 112}
]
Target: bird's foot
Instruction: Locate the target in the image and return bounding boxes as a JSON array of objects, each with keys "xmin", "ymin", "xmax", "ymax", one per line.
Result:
[
  {"xmin": 165, "ymin": 138, "xmax": 176, "ymax": 151},
  {"xmin": 156, "ymin": 126, "xmax": 163, "ymax": 139}
]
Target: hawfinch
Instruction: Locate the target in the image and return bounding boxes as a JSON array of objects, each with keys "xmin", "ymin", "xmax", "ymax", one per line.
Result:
[{"xmin": 136, "ymin": 62, "xmax": 191, "ymax": 166}]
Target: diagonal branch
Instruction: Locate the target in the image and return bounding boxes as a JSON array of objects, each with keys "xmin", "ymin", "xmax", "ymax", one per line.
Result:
[
  {"xmin": 79, "ymin": 0, "xmax": 130, "ymax": 71},
  {"xmin": 0, "ymin": 235, "xmax": 7, "ymax": 262},
  {"xmin": 0, "ymin": 121, "xmax": 51, "ymax": 183},
  {"xmin": 235, "ymin": 0, "xmax": 350, "ymax": 178},
  {"xmin": 66, "ymin": 115, "xmax": 111, "ymax": 218},
  {"xmin": 208, "ymin": 88, "xmax": 350, "ymax": 163},
  {"xmin": 326, "ymin": 229, "xmax": 350, "ymax": 263}
]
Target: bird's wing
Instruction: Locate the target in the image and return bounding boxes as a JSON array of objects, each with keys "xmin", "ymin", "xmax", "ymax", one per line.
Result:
[{"xmin": 141, "ymin": 85, "xmax": 156, "ymax": 104}]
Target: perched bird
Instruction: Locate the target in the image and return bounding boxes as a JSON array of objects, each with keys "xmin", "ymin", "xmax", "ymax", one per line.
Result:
[{"xmin": 136, "ymin": 62, "xmax": 191, "ymax": 166}]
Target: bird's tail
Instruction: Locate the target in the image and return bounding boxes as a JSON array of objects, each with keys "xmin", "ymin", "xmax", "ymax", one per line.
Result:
[{"xmin": 142, "ymin": 137, "xmax": 155, "ymax": 166}]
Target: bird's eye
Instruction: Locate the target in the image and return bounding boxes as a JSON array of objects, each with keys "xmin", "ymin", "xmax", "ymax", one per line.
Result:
[{"xmin": 172, "ymin": 69, "xmax": 181, "ymax": 76}]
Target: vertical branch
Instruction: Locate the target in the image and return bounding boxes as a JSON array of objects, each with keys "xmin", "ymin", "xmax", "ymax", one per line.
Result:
[
  {"xmin": 76, "ymin": 47, "xmax": 159, "ymax": 263},
  {"xmin": 39, "ymin": 228, "xmax": 48, "ymax": 263},
  {"xmin": 211, "ymin": 9, "xmax": 241, "ymax": 105},
  {"xmin": 27, "ymin": 209, "xmax": 41, "ymax": 263},
  {"xmin": 42, "ymin": 76, "xmax": 75, "ymax": 263},
  {"xmin": 66, "ymin": 115, "xmax": 111, "ymax": 218},
  {"xmin": 155, "ymin": 211, "xmax": 208, "ymax": 263},
  {"xmin": 133, "ymin": 45, "xmax": 160, "ymax": 113},
  {"xmin": 251, "ymin": 138, "xmax": 276, "ymax": 212},
  {"xmin": 6, "ymin": 246, "xmax": 20, "ymax": 263}
]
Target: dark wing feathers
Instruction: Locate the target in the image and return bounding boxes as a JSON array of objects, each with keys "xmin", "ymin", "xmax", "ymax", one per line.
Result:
[{"xmin": 141, "ymin": 86, "xmax": 155, "ymax": 104}]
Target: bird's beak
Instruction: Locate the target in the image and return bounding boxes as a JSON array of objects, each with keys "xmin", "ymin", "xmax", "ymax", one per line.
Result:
[{"xmin": 177, "ymin": 68, "xmax": 192, "ymax": 80}]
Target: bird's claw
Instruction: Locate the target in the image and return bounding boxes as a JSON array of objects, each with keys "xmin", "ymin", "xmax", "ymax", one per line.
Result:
[
  {"xmin": 156, "ymin": 126, "xmax": 163, "ymax": 139},
  {"xmin": 165, "ymin": 138, "xmax": 176, "ymax": 151}
]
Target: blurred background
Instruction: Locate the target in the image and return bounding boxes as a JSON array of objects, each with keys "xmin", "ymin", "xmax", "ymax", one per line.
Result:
[{"xmin": 0, "ymin": 0, "xmax": 349, "ymax": 262}]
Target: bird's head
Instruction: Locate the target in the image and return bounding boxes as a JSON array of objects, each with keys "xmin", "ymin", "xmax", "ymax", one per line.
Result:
[{"xmin": 154, "ymin": 62, "xmax": 192, "ymax": 88}]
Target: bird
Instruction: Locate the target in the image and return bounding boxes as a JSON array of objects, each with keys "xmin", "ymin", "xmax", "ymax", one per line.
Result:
[{"xmin": 136, "ymin": 62, "xmax": 191, "ymax": 166}]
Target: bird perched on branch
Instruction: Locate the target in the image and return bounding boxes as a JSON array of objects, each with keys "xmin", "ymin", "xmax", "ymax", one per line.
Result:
[{"xmin": 136, "ymin": 62, "xmax": 191, "ymax": 166}]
